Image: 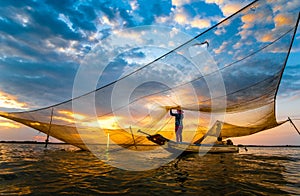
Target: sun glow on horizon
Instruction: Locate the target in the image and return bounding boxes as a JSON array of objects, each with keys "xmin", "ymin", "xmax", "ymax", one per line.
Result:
[{"xmin": 0, "ymin": 117, "xmax": 21, "ymax": 129}]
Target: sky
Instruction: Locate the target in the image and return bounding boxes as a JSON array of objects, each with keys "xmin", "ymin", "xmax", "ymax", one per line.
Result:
[{"xmin": 0, "ymin": 0, "xmax": 300, "ymax": 145}]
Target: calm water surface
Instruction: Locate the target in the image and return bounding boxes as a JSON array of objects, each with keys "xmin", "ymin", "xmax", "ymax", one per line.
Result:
[{"xmin": 0, "ymin": 144, "xmax": 299, "ymax": 195}]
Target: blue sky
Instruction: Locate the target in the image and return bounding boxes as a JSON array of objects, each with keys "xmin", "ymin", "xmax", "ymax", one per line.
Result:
[{"xmin": 0, "ymin": 0, "xmax": 300, "ymax": 145}]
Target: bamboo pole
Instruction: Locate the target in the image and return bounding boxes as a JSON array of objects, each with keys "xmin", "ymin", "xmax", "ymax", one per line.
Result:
[
  {"xmin": 288, "ymin": 117, "xmax": 300, "ymax": 135},
  {"xmin": 106, "ymin": 132, "xmax": 110, "ymax": 152},
  {"xmin": 45, "ymin": 108, "xmax": 54, "ymax": 148},
  {"xmin": 130, "ymin": 126, "xmax": 137, "ymax": 149}
]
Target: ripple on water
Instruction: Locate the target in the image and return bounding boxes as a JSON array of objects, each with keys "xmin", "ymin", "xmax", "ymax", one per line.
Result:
[{"xmin": 0, "ymin": 144, "xmax": 299, "ymax": 195}]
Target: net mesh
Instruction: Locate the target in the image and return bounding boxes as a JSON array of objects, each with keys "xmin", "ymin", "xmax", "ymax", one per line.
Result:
[{"xmin": 0, "ymin": 0, "xmax": 299, "ymax": 151}]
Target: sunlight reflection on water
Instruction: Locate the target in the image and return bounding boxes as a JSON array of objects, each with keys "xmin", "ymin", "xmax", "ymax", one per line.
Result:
[{"xmin": 0, "ymin": 144, "xmax": 299, "ymax": 195}]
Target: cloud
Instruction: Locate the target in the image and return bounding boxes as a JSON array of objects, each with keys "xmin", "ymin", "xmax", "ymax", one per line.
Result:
[
  {"xmin": 213, "ymin": 41, "xmax": 229, "ymax": 54},
  {"xmin": 174, "ymin": 10, "xmax": 188, "ymax": 25},
  {"xmin": 205, "ymin": 0, "xmax": 224, "ymax": 4},
  {"xmin": 125, "ymin": 0, "xmax": 172, "ymax": 26},
  {"xmin": 0, "ymin": 0, "xmax": 298, "ymax": 112},
  {"xmin": 21, "ymin": 5, "xmax": 83, "ymax": 41},
  {"xmin": 172, "ymin": 5, "xmax": 213, "ymax": 30},
  {"xmin": 214, "ymin": 26, "xmax": 226, "ymax": 35},
  {"xmin": 241, "ymin": 13, "xmax": 256, "ymax": 29},
  {"xmin": 190, "ymin": 18, "xmax": 211, "ymax": 29},
  {"xmin": 205, "ymin": 0, "xmax": 250, "ymax": 17},
  {"xmin": 278, "ymin": 63, "xmax": 300, "ymax": 98},
  {"xmin": 269, "ymin": 0, "xmax": 300, "ymax": 15},
  {"xmin": 259, "ymin": 33, "xmax": 274, "ymax": 43},
  {"xmin": 0, "ymin": 57, "xmax": 78, "ymax": 108},
  {"xmin": 172, "ymin": 0, "xmax": 191, "ymax": 7},
  {"xmin": 221, "ymin": 3, "xmax": 243, "ymax": 16},
  {"xmin": 274, "ymin": 14, "xmax": 294, "ymax": 27},
  {"xmin": 0, "ymin": 117, "xmax": 21, "ymax": 129},
  {"xmin": 0, "ymin": 1, "xmax": 105, "ymax": 108},
  {"xmin": 229, "ymin": 0, "xmax": 299, "ymax": 62},
  {"xmin": 0, "ymin": 90, "xmax": 28, "ymax": 110}
]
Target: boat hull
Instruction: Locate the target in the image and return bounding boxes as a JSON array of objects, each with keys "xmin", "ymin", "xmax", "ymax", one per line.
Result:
[
  {"xmin": 165, "ymin": 141, "xmax": 239, "ymax": 154},
  {"xmin": 144, "ymin": 133, "xmax": 239, "ymax": 154}
]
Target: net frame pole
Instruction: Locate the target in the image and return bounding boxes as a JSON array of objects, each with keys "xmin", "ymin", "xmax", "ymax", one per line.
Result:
[
  {"xmin": 45, "ymin": 108, "xmax": 54, "ymax": 148},
  {"xmin": 130, "ymin": 126, "xmax": 137, "ymax": 149},
  {"xmin": 288, "ymin": 117, "xmax": 300, "ymax": 135},
  {"xmin": 106, "ymin": 132, "xmax": 110, "ymax": 152}
]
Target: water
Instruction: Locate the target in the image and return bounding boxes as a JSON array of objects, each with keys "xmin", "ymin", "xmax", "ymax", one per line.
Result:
[{"xmin": 0, "ymin": 144, "xmax": 299, "ymax": 195}]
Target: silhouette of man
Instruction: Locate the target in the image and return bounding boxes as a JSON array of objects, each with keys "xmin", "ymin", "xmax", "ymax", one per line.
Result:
[{"xmin": 170, "ymin": 108, "xmax": 184, "ymax": 143}]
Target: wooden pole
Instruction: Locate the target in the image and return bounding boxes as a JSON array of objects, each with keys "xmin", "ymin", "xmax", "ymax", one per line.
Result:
[
  {"xmin": 130, "ymin": 126, "xmax": 137, "ymax": 149},
  {"xmin": 106, "ymin": 132, "xmax": 110, "ymax": 152},
  {"xmin": 45, "ymin": 108, "xmax": 54, "ymax": 148},
  {"xmin": 288, "ymin": 117, "xmax": 300, "ymax": 135}
]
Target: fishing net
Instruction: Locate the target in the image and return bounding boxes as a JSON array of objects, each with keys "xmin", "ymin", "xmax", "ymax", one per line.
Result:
[{"xmin": 1, "ymin": 0, "xmax": 299, "ymax": 155}]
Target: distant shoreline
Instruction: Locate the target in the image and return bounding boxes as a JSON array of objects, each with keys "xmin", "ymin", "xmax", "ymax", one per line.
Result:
[
  {"xmin": 0, "ymin": 141, "xmax": 67, "ymax": 145},
  {"xmin": 238, "ymin": 144, "xmax": 300, "ymax": 147},
  {"xmin": 1, "ymin": 140, "xmax": 299, "ymax": 147}
]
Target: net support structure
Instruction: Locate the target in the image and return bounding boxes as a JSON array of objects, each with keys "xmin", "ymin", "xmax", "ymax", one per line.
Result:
[
  {"xmin": 130, "ymin": 126, "xmax": 137, "ymax": 149},
  {"xmin": 288, "ymin": 117, "xmax": 300, "ymax": 135},
  {"xmin": 106, "ymin": 133, "xmax": 110, "ymax": 152},
  {"xmin": 45, "ymin": 108, "xmax": 54, "ymax": 148}
]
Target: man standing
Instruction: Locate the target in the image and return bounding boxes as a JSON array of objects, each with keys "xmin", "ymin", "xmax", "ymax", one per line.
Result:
[{"xmin": 170, "ymin": 108, "xmax": 184, "ymax": 143}]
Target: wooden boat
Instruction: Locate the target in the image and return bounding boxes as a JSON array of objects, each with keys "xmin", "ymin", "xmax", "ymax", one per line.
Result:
[
  {"xmin": 166, "ymin": 141, "xmax": 239, "ymax": 154},
  {"xmin": 138, "ymin": 131, "xmax": 239, "ymax": 154}
]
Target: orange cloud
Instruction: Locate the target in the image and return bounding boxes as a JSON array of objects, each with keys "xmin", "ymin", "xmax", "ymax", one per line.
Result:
[
  {"xmin": 190, "ymin": 18, "xmax": 211, "ymax": 29},
  {"xmin": 241, "ymin": 14, "xmax": 256, "ymax": 23},
  {"xmin": 174, "ymin": 13, "xmax": 187, "ymax": 25},
  {"xmin": 0, "ymin": 90, "xmax": 28, "ymax": 109},
  {"xmin": 51, "ymin": 110, "xmax": 88, "ymax": 124},
  {"xmin": 241, "ymin": 13, "xmax": 256, "ymax": 29},
  {"xmin": 241, "ymin": 13, "xmax": 270, "ymax": 30},
  {"xmin": 53, "ymin": 116, "xmax": 75, "ymax": 124},
  {"xmin": 222, "ymin": 4, "xmax": 242, "ymax": 16},
  {"xmin": 0, "ymin": 117, "xmax": 21, "ymax": 129},
  {"xmin": 79, "ymin": 116, "xmax": 122, "ymax": 129},
  {"xmin": 58, "ymin": 110, "xmax": 86, "ymax": 120},
  {"xmin": 260, "ymin": 33, "xmax": 274, "ymax": 42},
  {"xmin": 274, "ymin": 14, "xmax": 293, "ymax": 27}
]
